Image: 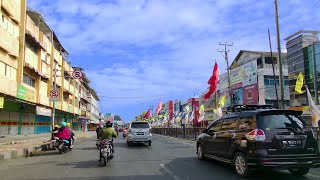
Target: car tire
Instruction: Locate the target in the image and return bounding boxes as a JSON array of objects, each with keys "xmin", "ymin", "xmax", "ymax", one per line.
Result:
[
  {"xmin": 197, "ymin": 145, "xmax": 205, "ymax": 160},
  {"xmin": 148, "ymin": 141, "xmax": 152, "ymax": 146},
  {"xmin": 233, "ymin": 152, "xmax": 249, "ymax": 177},
  {"xmin": 289, "ymin": 167, "xmax": 310, "ymax": 176}
]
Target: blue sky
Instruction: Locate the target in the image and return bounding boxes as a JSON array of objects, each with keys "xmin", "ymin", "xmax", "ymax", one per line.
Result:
[{"xmin": 28, "ymin": 0, "xmax": 320, "ymax": 122}]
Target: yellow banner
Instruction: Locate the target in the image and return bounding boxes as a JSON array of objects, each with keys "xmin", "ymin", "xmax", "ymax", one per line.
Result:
[{"xmin": 0, "ymin": 97, "xmax": 4, "ymax": 109}]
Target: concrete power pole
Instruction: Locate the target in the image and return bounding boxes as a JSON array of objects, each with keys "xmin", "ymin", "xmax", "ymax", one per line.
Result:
[
  {"xmin": 218, "ymin": 42, "xmax": 233, "ymax": 106},
  {"xmin": 274, "ymin": 0, "xmax": 285, "ymax": 109}
]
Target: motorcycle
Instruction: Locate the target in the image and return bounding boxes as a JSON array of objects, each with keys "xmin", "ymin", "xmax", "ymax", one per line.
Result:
[
  {"xmin": 51, "ymin": 136, "xmax": 60, "ymax": 150},
  {"xmin": 123, "ymin": 129, "xmax": 128, "ymax": 138},
  {"xmin": 99, "ymin": 140, "xmax": 113, "ymax": 166},
  {"xmin": 58, "ymin": 139, "xmax": 70, "ymax": 154}
]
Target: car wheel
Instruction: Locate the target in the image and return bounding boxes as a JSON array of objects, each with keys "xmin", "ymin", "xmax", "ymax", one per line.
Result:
[
  {"xmin": 148, "ymin": 141, "xmax": 152, "ymax": 146},
  {"xmin": 197, "ymin": 145, "xmax": 205, "ymax": 160},
  {"xmin": 233, "ymin": 152, "xmax": 249, "ymax": 177},
  {"xmin": 289, "ymin": 167, "xmax": 310, "ymax": 176}
]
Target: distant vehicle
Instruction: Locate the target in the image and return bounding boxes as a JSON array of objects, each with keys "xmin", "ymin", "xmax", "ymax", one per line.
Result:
[
  {"xmin": 196, "ymin": 105, "xmax": 320, "ymax": 177},
  {"xmin": 127, "ymin": 121, "xmax": 152, "ymax": 146}
]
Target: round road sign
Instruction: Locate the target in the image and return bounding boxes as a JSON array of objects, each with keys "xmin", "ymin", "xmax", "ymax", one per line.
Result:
[
  {"xmin": 72, "ymin": 70, "xmax": 83, "ymax": 79},
  {"xmin": 50, "ymin": 89, "xmax": 59, "ymax": 98}
]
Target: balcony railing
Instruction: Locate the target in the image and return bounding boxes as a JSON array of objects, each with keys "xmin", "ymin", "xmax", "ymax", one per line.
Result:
[{"xmin": 2, "ymin": 0, "xmax": 20, "ymax": 23}]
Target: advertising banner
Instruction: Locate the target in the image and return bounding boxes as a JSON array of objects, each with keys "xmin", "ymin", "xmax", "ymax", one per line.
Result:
[
  {"xmin": 231, "ymin": 88, "xmax": 243, "ymax": 105},
  {"xmin": 169, "ymin": 100, "xmax": 174, "ymax": 121},
  {"xmin": 220, "ymin": 92, "xmax": 231, "ymax": 107},
  {"xmin": 242, "ymin": 61, "xmax": 257, "ymax": 87},
  {"xmin": 36, "ymin": 106, "xmax": 52, "ymax": 116},
  {"xmin": 243, "ymin": 84, "xmax": 259, "ymax": 104},
  {"xmin": 219, "ymin": 72, "xmax": 229, "ymax": 93},
  {"xmin": 230, "ymin": 67, "xmax": 243, "ymax": 89},
  {"xmin": 17, "ymin": 85, "xmax": 36, "ymax": 102}
]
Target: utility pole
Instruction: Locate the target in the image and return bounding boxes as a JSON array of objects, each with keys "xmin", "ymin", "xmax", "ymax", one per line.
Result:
[
  {"xmin": 52, "ymin": 64, "xmax": 57, "ymax": 130},
  {"xmin": 218, "ymin": 42, "xmax": 233, "ymax": 106},
  {"xmin": 274, "ymin": 0, "xmax": 285, "ymax": 109}
]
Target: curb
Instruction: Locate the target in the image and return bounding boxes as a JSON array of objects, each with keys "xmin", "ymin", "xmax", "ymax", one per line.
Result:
[
  {"xmin": 0, "ymin": 133, "xmax": 94, "ymax": 161},
  {"xmin": 154, "ymin": 134, "xmax": 197, "ymax": 145}
]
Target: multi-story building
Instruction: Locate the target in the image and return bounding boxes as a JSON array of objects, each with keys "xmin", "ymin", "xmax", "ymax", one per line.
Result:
[
  {"xmin": 220, "ymin": 50, "xmax": 289, "ymax": 108},
  {"xmin": 285, "ymin": 30, "xmax": 320, "ymax": 106},
  {"xmin": 88, "ymin": 93, "xmax": 100, "ymax": 125},
  {"xmin": 0, "ymin": 4, "xmax": 99, "ymax": 135}
]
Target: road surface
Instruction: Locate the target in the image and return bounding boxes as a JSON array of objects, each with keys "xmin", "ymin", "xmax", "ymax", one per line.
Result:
[{"xmin": 0, "ymin": 134, "xmax": 319, "ymax": 180}]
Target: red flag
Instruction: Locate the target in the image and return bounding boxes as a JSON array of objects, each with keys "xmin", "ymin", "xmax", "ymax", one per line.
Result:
[
  {"xmin": 143, "ymin": 109, "xmax": 150, "ymax": 118},
  {"xmin": 208, "ymin": 62, "xmax": 219, "ymax": 85},
  {"xmin": 156, "ymin": 101, "xmax": 163, "ymax": 114},
  {"xmin": 203, "ymin": 85, "xmax": 216, "ymax": 99}
]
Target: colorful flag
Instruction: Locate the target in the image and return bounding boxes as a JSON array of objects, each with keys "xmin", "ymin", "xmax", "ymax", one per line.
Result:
[
  {"xmin": 143, "ymin": 109, "xmax": 150, "ymax": 119},
  {"xmin": 306, "ymin": 86, "xmax": 320, "ymax": 127},
  {"xmin": 156, "ymin": 101, "xmax": 163, "ymax": 114},
  {"xmin": 295, "ymin": 72, "xmax": 304, "ymax": 94},
  {"xmin": 204, "ymin": 62, "xmax": 219, "ymax": 100},
  {"xmin": 216, "ymin": 107, "xmax": 223, "ymax": 117},
  {"xmin": 185, "ymin": 105, "xmax": 190, "ymax": 112},
  {"xmin": 218, "ymin": 96, "xmax": 226, "ymax": 107}
]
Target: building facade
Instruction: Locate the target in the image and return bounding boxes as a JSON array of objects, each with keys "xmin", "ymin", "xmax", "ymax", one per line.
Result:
[
  {"xmin": 285, "ymin": 30, "xmax": 320, "ymax": 106},
  {"xmin": 0, "ymin": 3, "xmax": 99, "ymax": 135},
  {"xmin": 221, "ymin": 50, "xmax": 289, "ymax": 108}
]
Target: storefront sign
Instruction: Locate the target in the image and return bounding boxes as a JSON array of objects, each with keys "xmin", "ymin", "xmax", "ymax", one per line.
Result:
[
  {"xmin": 17, "ymin": 85, "xmax": 36, "ymax": 102},
  {"xmin": 242, "ymin": 61, "xmax": 257, "ymax": 87},
  {"xmin": 230, "ymin": 67, "xmax": 243, "ymax": 89},
  {"xmin": 36, "ymin": 106, "xmax": 52, "ymax": 116},
  {"xmin": 0, "ymin": 97, "xmax": 4, "ymax": 109},
  {"xmin": 243, "ymin": 84, "xmax": 259, "ymax": 104}
]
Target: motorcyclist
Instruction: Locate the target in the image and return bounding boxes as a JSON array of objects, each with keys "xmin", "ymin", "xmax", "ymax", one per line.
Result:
[
  {"xmin": 98, "ymin": 121, "xmax": 117, "ymax": 161},
  {"xmin": 66, "ymin": 123, "xmax": 75, "ymax": 148},
  {"xmin": 96, "ymin": 124, "xmax": 103, "ymax": 139},
  {"xmin": 51, "ymin": 125, "xmax": 59, "ymax": 139},
  {"xmin": 56, "ymin": 122, "xmax": 70, "ymax": 147}
]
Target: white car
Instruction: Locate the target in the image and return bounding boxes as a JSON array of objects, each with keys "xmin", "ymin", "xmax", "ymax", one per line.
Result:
[{"xmin": 127, "ymin": 121, "xmax": 152, "ymax": 146}]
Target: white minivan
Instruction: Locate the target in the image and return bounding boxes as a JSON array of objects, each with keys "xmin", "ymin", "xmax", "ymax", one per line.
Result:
[{"xmin": 127, "ymin": 121, "xmax": 152, "ymax": 146}]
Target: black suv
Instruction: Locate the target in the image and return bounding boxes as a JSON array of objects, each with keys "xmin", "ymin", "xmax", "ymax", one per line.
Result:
[{"xmin": 196, "ymin": 105, "xmax": 320, "ymax": 177}]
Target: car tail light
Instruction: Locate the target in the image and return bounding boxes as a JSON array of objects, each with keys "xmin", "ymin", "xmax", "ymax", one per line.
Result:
[{"xmin": 246, "ymin": 129, "xmax": 266, "ymax": 142}]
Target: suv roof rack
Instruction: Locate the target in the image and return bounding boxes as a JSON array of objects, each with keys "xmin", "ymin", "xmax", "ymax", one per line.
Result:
[{"xmin": 227, "ymin": 104, "xmax": 275, "ymax": 113}]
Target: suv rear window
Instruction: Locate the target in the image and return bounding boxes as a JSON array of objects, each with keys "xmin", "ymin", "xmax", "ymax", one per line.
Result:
[
  {"xmin": 257, "ymin": 113, "xmax": 307, "ymax": 131},
  {"xmin": 131, "ymin": 122, "xmax": 150, "ymax": 129}
]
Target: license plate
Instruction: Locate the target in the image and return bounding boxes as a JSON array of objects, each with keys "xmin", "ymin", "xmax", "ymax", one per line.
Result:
[
  {"xmin": 136, "ymin": 132, "xmax": 144, "ymax": 135},
  {"xmin": 282, "ymin": 140, "xmax": 302, "ymax": 146}
]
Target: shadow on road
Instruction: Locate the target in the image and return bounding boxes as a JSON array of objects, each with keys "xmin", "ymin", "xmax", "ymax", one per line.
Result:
[
  {"xmin": 78, "ymin": 147, "xmax": 98, "ymax": 151},
  {"xmin": 29, "ymin": 175, "xmax": 171, "ymax": 180},
  {"xmin": 164, "ymin": 156, "xmax": 312, "ymax": 180},
  {"xmin": 56, "ymin": 159, "xmax": 100, "ymax": 168}
]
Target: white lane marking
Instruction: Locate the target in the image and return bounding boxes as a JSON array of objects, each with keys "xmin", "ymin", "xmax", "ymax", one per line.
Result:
[{"xmin": 160, "ymin": 163, "xmax": 182, "ymax": 180}]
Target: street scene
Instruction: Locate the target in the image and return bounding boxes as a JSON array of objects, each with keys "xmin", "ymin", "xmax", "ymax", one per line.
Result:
[{"xmin": 1, "ymin": 0, "xmax": 320, "ymax": 179}]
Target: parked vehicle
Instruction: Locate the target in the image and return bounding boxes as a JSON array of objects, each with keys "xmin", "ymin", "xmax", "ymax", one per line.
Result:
[
  {"xmin": 127, "ymin": 121, "xmax": 152, "ymax": 146},
  {"xmin": 99, "ymin": 140, "xmax": 113, "ymax": 166},
  {"xmin": 196, "ymin": 105, "xmax": 320, "ymax": 177},
  {"xmin": 58, "ymin": 139, "xmax": 70, "ymax": 154}
]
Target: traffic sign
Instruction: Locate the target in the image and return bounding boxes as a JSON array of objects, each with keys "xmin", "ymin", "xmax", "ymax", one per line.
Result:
[
  {"xmin": 72, "ymin": 70, "xmax": 83, "ymax": 79},
  {"xmin": 49, "ymin": 89, "xmax": 59, "ymax": 102}
]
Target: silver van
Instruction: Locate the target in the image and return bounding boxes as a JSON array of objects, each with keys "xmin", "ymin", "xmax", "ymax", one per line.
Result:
[{"xmin": 127, "ymin": 121, "xmax": 152, "ymax": 146}]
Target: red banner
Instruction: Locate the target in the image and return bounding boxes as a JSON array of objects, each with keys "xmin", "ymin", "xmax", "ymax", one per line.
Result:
[
  {"xmin": 169, "ymin": 101, "xmax": 173, "ymax": 122},
  {"xmin": 243, "ymin": 84, "xmax": 259, "ymax": 104}
]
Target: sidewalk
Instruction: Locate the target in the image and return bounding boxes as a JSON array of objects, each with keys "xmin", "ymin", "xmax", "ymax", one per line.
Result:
[{"xmin": 0, "ymin": 131, "xmax": 95, "ymax": 161}]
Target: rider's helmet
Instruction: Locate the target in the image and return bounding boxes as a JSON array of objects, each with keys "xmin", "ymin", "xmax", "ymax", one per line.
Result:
[
  {"xmin": 66, "ymin": 123, "xmax": 71, "ymax": 128},
  {"xmin": 61, "ymin": 122, "xmax": 67, "ymax": 127},
  {"xmin": 54, "ymin": 125, "xmax": 59, "ymax": 128},
  {"xmin": 106, "ymin": 121, "xmax": 113, "ymax": 128}
]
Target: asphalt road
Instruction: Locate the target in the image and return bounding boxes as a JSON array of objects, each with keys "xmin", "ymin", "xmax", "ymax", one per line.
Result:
[{"xmin": 0, "ymin": 133, "xmax": 319, "ymax": 180}]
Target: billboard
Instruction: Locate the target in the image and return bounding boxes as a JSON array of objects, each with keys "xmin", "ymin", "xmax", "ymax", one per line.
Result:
[
  {"xmin": 242, "ymin": 61, "xmax": 257, "ymax": 87},
  {"xmin": 231, "ymin": 88, "xmax": 243, "ymax": 105},
  {"xmin": 243, "ymin": 84, "xmax": 259, "ymax": 104},
  {"xmin": 230, "ymin": 67, "xmax": 243, "ymax": 89},
  {"xmin": 219, "ymin": 72, "xmax": 229, "ymax": 93}
]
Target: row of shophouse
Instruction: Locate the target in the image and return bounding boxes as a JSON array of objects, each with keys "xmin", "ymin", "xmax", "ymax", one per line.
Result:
[
  {"xmin": 140, "ymin": 30, "xmax": 320, "ymax": 127},
  {"xmin": 0, "ymin": 1, "xmax": 100, "ymax": 135}
]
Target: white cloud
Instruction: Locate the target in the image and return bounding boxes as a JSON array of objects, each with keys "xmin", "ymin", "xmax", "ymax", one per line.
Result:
[{"xmin": 28, "ymin": 0, "xmax": 320, "ymax": 120}]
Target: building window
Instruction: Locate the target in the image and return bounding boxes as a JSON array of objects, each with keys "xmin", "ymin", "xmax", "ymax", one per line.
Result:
[
  {"xmin": 25, "ymin": 40, "xmax": 37, "ymax": 54},
  {"xmin": 23, "ymin": 74, "xmax": 35, "ymax": 87},
  {"xmin": 257, "ymin": 58, "xmax": 263, "ymax": 68},
  {"xmin": 265, "ymin": 57, "xmax": 277, "ymax": 64}
]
